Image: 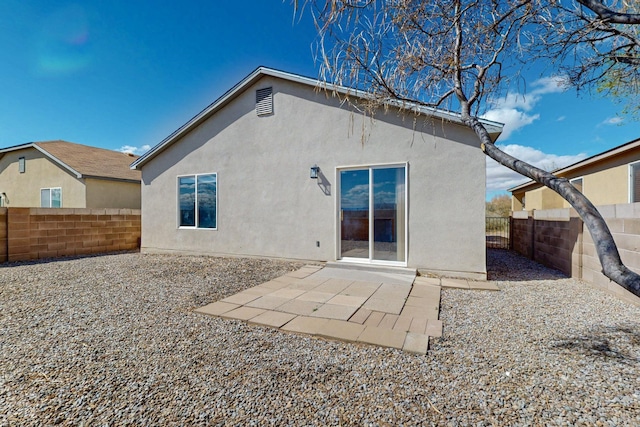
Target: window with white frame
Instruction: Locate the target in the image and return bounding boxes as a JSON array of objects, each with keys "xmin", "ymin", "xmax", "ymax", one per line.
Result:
[
  {"xmin": 630, "ymin": 162, "xmax": 640, "ymax": 203},
  {"xmin": 570, "ymin": 177, "xmax": 583, "ymax": 193},
  {"xmin": 18, "ymin": 157, "xmax": 25, "ymax": 173},
  {"xmin": 178, "ymin": 173, "xmax": 217, "ymax": 229},
  {"xmin": 41, "ymin": 187, "xmax": 62, "ymax": 208}
]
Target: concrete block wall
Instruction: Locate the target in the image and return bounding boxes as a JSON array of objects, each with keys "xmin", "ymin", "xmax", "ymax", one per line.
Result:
[
  {"xmin": 1, "ymin": 208, "xmax": 140, "ymax": 263},
  {"xmin": 0, "ymin": 208, "xmax": 7, "ymax": 262},
  {"xmin": 510, "ymin": 216, "xmax": 533, "ymax": 259},
  {"xmin": 532, "ymin": 217, "xmax": 582, "ymax": 278},
  {"xmin": 511, "ymin": 203, "xmax": 640, "ymax": 306},
  {"xmin": 580, "ymin": 204, "xmax": 640, "ymax": 306}
]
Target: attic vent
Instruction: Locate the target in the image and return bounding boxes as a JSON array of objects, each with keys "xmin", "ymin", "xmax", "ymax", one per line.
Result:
[{"xmin": 256, "ymin": 87, "xmax": 273, "ymax": 116}]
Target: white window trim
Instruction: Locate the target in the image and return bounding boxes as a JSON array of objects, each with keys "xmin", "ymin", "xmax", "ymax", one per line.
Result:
[
  {"xmin": 40, "ymin": 187, "xmax": 62, "ymax": 208},
  {"xmin": 176, "ymin": 172, "xmax": 218, "ymax": 230},
  {"xmin": 629, "ymin": 161, "xmax": 640, "ymax": 203},
  {"xmin": 569, "ymin": 176, "xmax": 584, "ymax": 193},
  {"xmin": 18, "ymin": 157, "xmax": 25, "ymax": 173}
]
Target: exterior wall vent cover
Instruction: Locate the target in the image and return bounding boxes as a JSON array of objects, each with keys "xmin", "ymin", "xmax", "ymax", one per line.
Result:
[{"xmin": 256, "ymin": 87, "xmax": 273, "ymax": 116}]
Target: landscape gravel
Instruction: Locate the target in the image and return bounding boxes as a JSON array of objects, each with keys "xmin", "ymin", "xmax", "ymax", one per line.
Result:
[{"xmin": 1, "ymin": 249, "xmax": 639, "ymax": 426}]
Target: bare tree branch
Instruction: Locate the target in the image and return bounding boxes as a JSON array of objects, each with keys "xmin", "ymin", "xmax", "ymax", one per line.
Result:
[
  {"xmin": 576, "ymin": 0, "xmax": 640, "ymax": 24},
  {"xmin": 295, "ymin": 0, "xmax": 640, "ymax": 296}
]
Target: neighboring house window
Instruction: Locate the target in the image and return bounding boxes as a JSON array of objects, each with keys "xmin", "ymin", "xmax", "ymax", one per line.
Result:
[
  {"xmin": 18, "ymin": 157, "xmax": 25, "ymax": 173},
  {"xmin": 178, "ymin": 173, "xmax": 217, "ymax": 229},
  {"xmin": 631, "ymin": 162, "xmax": 640, "ymax": 203},
  {"xmin": 41, "ymin": 187, "xmax": 62, "ymax": 208},
  {"xmin": 570, "ymin": 177, "xmax": 583, "ymax": 193}
]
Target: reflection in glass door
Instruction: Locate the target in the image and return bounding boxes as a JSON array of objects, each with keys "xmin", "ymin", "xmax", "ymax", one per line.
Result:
[
  {"xmin": 339, "ymin": 165, "xmax": 406, "ymax": 264},
  {"xmin": 373, "ymin": 167, "xmax": 405, "ymax": 262},
  {"xmin": 340, "ymin": 169, "xmax": 370, "ymax": 259}
]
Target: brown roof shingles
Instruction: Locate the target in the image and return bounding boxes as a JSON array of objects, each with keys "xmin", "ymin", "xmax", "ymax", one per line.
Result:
[{"xmin": 35, "ymin": 140, "xmax": 141, "ymax": 182}]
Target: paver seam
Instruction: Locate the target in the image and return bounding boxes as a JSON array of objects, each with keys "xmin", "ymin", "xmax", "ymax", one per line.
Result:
[{"xmin": 193, "ymin": 265, "xmax": 446, "ymax": 354}]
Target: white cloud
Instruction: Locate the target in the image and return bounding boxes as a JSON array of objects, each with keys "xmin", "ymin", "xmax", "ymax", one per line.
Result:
[
  {"xmin": 486, "ymin": 144, "xmax": 587, "ymax": 192},
  {"xmin": 531, "ymin": 76, "xmax": 568, "ymax": 95},
  {"xmin": 556, "ymin": 115, "xmax": 566, "ymax": 122},
  {"xmin": 482, "ymin": 109, "xmax": 539, "ymax": 140},
  {"xmin": 482, "ymin": 76, "xmax": 567, "ymax": 140},
  {"xmin": 342, "ymin": 184, "xmax": 369, "ymax": 209},
  {"xmin": 118, "ymin": 144, "xmax": 151, "ymax": 155},
  {"xmin": 601, "ymin": 116, "xmax": 623, "ymax": 125}
]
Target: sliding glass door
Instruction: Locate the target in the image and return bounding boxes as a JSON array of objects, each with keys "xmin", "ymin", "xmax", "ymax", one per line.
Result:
[{"xmin": 339, "ymin": 165, "xmax": 406, "ymax": 264}]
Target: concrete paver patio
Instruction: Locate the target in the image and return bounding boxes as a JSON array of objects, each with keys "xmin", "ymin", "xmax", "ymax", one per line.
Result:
[{"xmin": 195, "ymin": 264, "xmax": 498, "ymax": 354}]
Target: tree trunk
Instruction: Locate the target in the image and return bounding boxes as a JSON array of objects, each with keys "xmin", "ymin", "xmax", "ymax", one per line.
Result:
[{"xmin": 465, "ymin": 116, "xmax": 640, "ymax": 298}]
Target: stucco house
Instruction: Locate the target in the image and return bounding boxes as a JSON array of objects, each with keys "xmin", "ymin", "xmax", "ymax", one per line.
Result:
[
  {"xmin": 0, "ymin": 140, "xmax": 141, "ymax": 209},
  {"xmin": 131, "ymin": 67, "xmax": 503, "ymax": 279},
  {"xmin": 509, "ymin": 137, "xmax": 640, "ymax": 211}
]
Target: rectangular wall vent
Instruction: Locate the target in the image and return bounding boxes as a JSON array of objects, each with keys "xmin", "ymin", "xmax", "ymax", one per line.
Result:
[{"xmin": 256, "ymin": 87, "xmax": 273, "ymax": 116}]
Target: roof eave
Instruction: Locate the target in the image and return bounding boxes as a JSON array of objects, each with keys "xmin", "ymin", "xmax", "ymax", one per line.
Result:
[
  {"xmin": 131, "ymin": 66, "xmax": 504, "ymax": 170},
  {"xmin": 82, "ymin": 175, "xmax": 141, "ymax": 184},
  {"xmin": 0, "ymin": 142, "xmax": 83, "ymax": 178},
  {"xmin": 508, "ymin": 137, "xmax": 640, "ymax": 193},
  {"xmin": 0, "ymin": 142, "xmax": 36, "ymax": 154},
  {"xmin": 131, "ymin": 67, "xmax": 268, "ymax": 170},
  {"xmin": 32, "ymin": 144, "xmax": 83, "ymax": 178},
  {"xmin": 507, "ymin": 180, "xmax": 538, "ymax": 193}
]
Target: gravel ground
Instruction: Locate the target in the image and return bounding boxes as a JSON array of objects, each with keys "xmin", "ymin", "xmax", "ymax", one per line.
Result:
[{"xmin": 1, "ymin": 250, "xmax": 639, "ymax": 426}]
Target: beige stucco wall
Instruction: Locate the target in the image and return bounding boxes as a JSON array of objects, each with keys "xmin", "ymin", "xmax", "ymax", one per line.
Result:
[
  {"xmin": 523, "ymin": 187, "xmax": 564, "ymax": 210},
  {"xmin": 139, "ymin": 76, "xmax": 488, "ymax": 278},
  {"xmin": 512, "ymin": 191, "xmax": 525, "ymax": 211},
  {"xmin": 0, "ymin": 148, "xmax": 86, "ymax": 207},
  {"xmin": 513, "ymin": 145, "xmax": 640, "ymax": 211},
  {"xmin": 561, "ymin": 165, "xmax": 628, "ymax": 208},
  {"xmin": 525, "ymin": 188, "xmax": 542, "ymax": 211},
  {"xmin": 85, "ymin": 178, "xmax": 141, "ymax": 209}
]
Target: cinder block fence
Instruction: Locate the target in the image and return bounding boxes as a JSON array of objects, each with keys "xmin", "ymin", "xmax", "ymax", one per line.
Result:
[
  {"xmin": 0, "ymin": 208, "xmax": 140, "ymax": 263},
  {"xmin": 511, "ymin": 204, "xmax": 640, "ymax": 307}
]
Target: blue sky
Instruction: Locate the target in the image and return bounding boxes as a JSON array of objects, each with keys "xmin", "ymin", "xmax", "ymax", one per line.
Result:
[{"xmin": 1, "ymin": 1, "xmax": 637, "ymax": 200}]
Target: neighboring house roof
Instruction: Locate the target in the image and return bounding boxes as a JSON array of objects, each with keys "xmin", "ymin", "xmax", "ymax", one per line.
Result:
[
  {"xmin": 508, "ymin": 137, "xmax": 640, "ymax": 193},
  {"xmin": 131, "ymin": 66, "xmax": 504, "ymax": 170},
  {"xmin": 0, "ymin": 140, "xmax": 141, "ymax": 183}
]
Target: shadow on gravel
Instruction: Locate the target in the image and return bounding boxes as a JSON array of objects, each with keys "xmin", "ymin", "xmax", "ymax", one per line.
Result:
[
  {"xmin": 0, "ymin": 250, "xmax": 139, "ymax": 269},
  {"xmin": 486, "ymin": 248, "xmax": 567, "ymax": 282},
  {"xmin": 550, "ymin": 324, "xmax": 640, "ymax": 364}
]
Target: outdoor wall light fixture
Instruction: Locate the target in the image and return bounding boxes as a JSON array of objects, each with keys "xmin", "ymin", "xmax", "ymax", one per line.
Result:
[{"xmin": 310, "ymin": 165, "xmax": 320, "ymax": 179}]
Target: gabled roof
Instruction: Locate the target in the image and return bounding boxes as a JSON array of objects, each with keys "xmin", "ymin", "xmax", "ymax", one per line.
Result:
[
  {"xmin": 0, "ymin": 140, "xmax": 141, "ymax": 182},
  {"xmin": 131, "ymin": 66, "xmax": 504, "ymax": 170},
  {"xmin": 508, "ymin": 137, "xmax": 640, "ymax": 193}
]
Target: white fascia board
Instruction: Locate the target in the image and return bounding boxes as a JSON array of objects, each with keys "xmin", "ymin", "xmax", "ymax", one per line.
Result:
[
  {"xmin": 131, "ymin": 67, "xmax": 266, "ymax": 170},
  {"xmin": 32, "ymin": 144, "xmax": 83, "ymax": 178},
  {"xmin": 0, "ymin": 142, "xmax": 33, "ymax": 154},
  {"xmin": 507, "ymin": 180, "xmax": 536, "ymax": 193},
  {"xmin": 259, "ymin": 68, "xmax": 504, "ymax": 137},
  {"xmin": 131, "ymin": 66, "xmax": 505, "ymax": 170},
  {"xmin": 0, "ymin": 142, "xmax": 83, "ymax": 178}
]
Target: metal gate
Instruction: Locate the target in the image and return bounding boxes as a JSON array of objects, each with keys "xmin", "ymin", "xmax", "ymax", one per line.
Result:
[{"xmin": 486, "ymin": 217, "xmax": 510, "ymax": 249}]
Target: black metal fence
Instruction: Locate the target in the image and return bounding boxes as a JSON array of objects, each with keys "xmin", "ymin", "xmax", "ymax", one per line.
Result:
[{"xmin": 486, "ymin": 217, "xmax": 510, "ymax": 249}]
